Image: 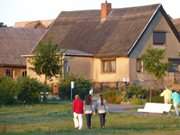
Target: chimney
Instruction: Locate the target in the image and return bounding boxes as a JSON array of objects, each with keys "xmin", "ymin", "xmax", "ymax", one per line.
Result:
[{"xmin": 100, "ymin": 0, "xmax": 112, "ymax": 22}]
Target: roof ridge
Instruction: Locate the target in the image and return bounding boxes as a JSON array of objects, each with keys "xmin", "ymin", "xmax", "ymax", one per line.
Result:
[{"xmin": 60, "ymin": 3, "xmax": 160, "ymax": 13}]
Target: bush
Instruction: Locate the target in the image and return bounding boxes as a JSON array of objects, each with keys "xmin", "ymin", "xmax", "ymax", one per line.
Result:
[
  {"xmin": 129, "ymin": 97, "xmax": 146, "ymax": 105},
  {"xmin": 102, "ymin": 85, "xmax": 149, "ymax": 105},
  {"xmin": 16, "ymin": 77, "xmax": 50, "ymax": 104},
  {"xmin": 0, "ymin": 77, "xmax": 16, "ymax": 105},
  {"xmin": 103, "ymin": 90, "xmax": 123, "ymax": 104},
  {"xmin": 126, "ymin": 84, "xmax": 148, "ymax": 99},
  {"xmin": 59, "ymin": 75, "xmax": 92, "ymax": 100},
  {"xmin": 151, "ymin": 95, "xmax": 164, "ymax": 103}
]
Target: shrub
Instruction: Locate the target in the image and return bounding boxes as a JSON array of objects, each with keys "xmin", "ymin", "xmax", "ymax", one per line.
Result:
[
  {"xmin": 126, "ymin": 84, "xmax": 148, "ymax": 99},
  {"xmin": 16, "ymin": 77, "xmax": 50, "ymax": 104},
  {"xmin": 59, "ymin": 75, "xmax": 92, "ymax": 100},
  {"xmin": 0, "ymin": 77, "xmax": 16, "ymax": 105},
  {"xmin": 102, "ymin": 85, "xmax": 149, "ymax": 105},
  {"xmin": 151, "ymin": 95, "xmax": 164, "ymax": 103},
  {"xmin": 103, "ymin": 90, "xmax": 123, "ymax": 104},
  {"xmin": 129, "ymin": 97, "xmax": 146, "ymax": 105}
]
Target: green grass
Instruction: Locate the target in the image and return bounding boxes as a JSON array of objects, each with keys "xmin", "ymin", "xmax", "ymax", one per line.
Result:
[{"xmin": 0, "ymin": 103, "xmax": 180, "ymax": 135}]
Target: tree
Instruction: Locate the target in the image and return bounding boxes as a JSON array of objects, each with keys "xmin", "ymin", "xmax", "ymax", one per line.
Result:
[
  {"xmin": 141, "ymin": 48, "xmax": 169, "ymax": 79},
  {"xmin": 32, "ymin": 41, "xmax": 64, "ymax": 84},
  {"xmin": 0, "ymin": 22, "xmax": 7, "ymax": 27},
  {"xmin": 141, "ymin": 48, "xmax": 169, "ymax": 102}
]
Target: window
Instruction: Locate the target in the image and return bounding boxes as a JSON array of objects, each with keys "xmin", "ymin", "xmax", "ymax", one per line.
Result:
[
  {"xmin": 64, "ymin": 60, "xmax": 70, "ymax": 73},
  {"xmin": 153, "ymin": 32, "xmax": 166, "ymax": 45},
  {"xmin": 168, "ymin": 59, "xmax": 180, "ymax": 72},
  {"xmin": 136, "ymin": 59, "xmax": 143, "ymax": 72},
  {"xmin": 102, "ymin": 59, "xmax": 116, "ymax": 73},
  {"xmin": 5, "ymin": 68, "xmax": 13, "ymax": 77},
  {"xmin": 22, "ymin": 71, "xmax": 27, "ymax": 77}
]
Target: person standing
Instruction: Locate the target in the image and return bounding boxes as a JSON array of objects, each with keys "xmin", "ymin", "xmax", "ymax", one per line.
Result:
[
  {"xmin": 96, "ymin": 94, "xmax": 108, "ymax": 128},
  {"xmin": 72, "ymin": 94, "xmax": 84, "ymax": 130},
  {"xmin": 89, "ymin": 88, "xmax": 93, "ymax": 96},
  {"xmin": 160, "ymin": 86, "xmax": 172, "ymax": 104},
  {"xmin": 84, "ymin": 95, "xmax": 94, "ymax": 129},
  {"xmin": 171, "ymin": 90, "xmax": 180, "ymax": 116}
]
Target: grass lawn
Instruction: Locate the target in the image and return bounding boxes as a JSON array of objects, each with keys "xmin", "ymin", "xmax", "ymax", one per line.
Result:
[{"xmin": 0, "ymin": 103, "xmax": 180, "ymax": 135}]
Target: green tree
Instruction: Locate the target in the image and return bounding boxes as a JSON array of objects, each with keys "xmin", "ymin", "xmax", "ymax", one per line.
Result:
[
  {"xmin": 0, "ymin": 77, "xmax": 16, "ymax": 105},
  {"xmin": 16, "ymin": 77, "xmax": 50, "ymax": 104},
  {"xmin": 141, "ymin": 48, "xmax": 169, "ymax": 102},
  {"xmin": 0, "ymin": 22, "xmax": 7, "ymax": 27},
  {"xmin": 141, "ymin": 48, "xmax": 169, "ymax": 79},
  {"xmin": 32, "ymin": 41, "xmax": 64, "ymax": 84}
]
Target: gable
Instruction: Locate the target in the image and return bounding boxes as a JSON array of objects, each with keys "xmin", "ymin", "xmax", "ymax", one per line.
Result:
[{"xmin": 129, "ymin": 5, "xmax": 180, "ymax": 58}]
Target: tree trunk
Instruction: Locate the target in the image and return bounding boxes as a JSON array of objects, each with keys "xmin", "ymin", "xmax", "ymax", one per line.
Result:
[
  {"xmin": 44, "ymin": 75, "xmax": 47, "ymax": 85},
  {"xmin": 149, "ymin": 89, "xmax": 152, "ymax": 102}
]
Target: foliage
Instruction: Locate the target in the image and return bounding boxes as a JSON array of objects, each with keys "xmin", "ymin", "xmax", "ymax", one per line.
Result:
[
  {"xmin": 32, "ymin": 41, "xmax": 64, "ymax": 84},
  {"xmin": 141, "ymin": 48, "xmax": 169, "ymax": 79},
  {"xmin": 126, "ymin": 84, "xmax": 148, "ymax": 99},
  {"xmin": 0, "ymin": 77, "xmax": 16, "ymax": 105},
  {"xmin": 129, "ymin": 97, "xmax": 146, "ymax": 105},
  {"xmin": 59, "ymin": 75, "xmax": 92, "ymax": 100},
  {"xmin": 16, "ymin": 77, "xmax": 50, "ymax": 104},
  {"xmin": 0, "ymin": 22, "xmax": 7, "ymax": 27},
  {"xmin": 103, "ymin": 90, "xmax": 123, "ymax": 104},
  {"xmin": 102, "ymin": 84, "xmax": 148, "ymax": 104},
  {"xmin": 151, "ymin": 95, "xmax": 164, "ymax": 103}
]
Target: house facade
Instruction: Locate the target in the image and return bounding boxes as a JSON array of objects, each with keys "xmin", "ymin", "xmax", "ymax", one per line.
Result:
[
  {"xmin": 0, "ymin": 27, "xmax": 45, "ymax": 79},
  {"xmin": 26, "ymin": 2, "xmax": 180, "ymax": 89}
]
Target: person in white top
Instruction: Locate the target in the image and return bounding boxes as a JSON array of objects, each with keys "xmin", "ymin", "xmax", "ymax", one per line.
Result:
[
  {"xmin": 84, "ymin": 95, "xmax": 94, "ymax": 129},
  {"xmin": 96, "ymin": 94, "xmax": 108, "ymax": 128},
  {"xmin": 160, "ymin": 86, "xmax": 172, "ymax": 104},
  {"xmin": 89, "ymin": 88, "xmax": 93, "ymax": 96}
]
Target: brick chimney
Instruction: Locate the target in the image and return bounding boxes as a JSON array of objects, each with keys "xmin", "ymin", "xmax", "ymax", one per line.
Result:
[{"xmin": 101, "ymin": 0, "xmax": 112, "ymax": 22}]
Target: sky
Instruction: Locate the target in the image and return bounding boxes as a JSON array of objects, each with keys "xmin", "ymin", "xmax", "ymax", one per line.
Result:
[{"xmin": 0, "ymin": 0, "xmax": 180, "ymax": 26}]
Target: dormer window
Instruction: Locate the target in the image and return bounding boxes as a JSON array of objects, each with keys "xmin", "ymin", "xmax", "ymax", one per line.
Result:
[{"xmin": 153, "ymin": 31, "xmax": 166, "ymax": 45}]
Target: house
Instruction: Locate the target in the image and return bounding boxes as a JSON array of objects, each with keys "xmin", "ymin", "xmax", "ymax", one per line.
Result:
[
  {"xmin": 0, "ymin": 27, "xmax": 45, "ymax": 79},
  {"xmin": 26, "ymin": 2, "xmax": 180, "ymax": 89},
  {"xmin": 174, "ymin": 18, "xmax": 180, "ymax": 36},
  {"xmin": 15, "ymin": 20, "xmax": 53, "ymax": 29}
]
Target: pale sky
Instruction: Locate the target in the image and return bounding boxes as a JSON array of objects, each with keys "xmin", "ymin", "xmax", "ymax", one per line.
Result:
[{"xmin": 0, "ymin": 0, "xmax": 180, "ymax": 26}]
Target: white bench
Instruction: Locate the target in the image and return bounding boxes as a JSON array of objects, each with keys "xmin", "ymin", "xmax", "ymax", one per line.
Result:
[{"xmin": 137, "ymin": 102, "xmax": 172, "ymax": 114}]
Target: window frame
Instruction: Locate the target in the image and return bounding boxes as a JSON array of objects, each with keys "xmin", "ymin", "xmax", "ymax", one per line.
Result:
[
  {"xmin": 22, "ymin": 70, "xmax": 27, "ymax": 77},
  {"xmin": 101, "ymin": 58, "xmax": 116, "ymax": 73},
  {"xmin": 5, "ymin": 68, "xmax": 13, "ymax": 77},
  {"xmin": 153, "ymin": 31, "xmax": 166, "ymax": 45},
  {"xmin": 136, "ymin": 59, "xmax": 143, "ymax": 73}
]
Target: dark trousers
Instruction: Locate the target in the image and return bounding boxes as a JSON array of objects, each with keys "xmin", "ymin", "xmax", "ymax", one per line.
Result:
[
  {"xmin": 85, "ymin": 114, "xmax": 92, "ymax": 129},
  {"xmin": 99, "ymin": 113, "xmax": 106, "ymax": 128}
]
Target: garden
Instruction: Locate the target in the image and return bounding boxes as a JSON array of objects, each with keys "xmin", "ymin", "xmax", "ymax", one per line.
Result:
[{"xmin": 0, "ymin": 76, "xmax": 180, "ymax": 135}]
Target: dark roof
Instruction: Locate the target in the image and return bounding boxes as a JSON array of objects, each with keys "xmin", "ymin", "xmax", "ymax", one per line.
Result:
[
  {"xmin": 173, "ymin": 18, "xmax": 180, "ymax": 31},
  {"xmin": 37, "ymin": 4, "xmax": 177, "ymax": 57},
  {"xmin": 0, "ymin": 27, "xmax": 45, "ymax": 67}
]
